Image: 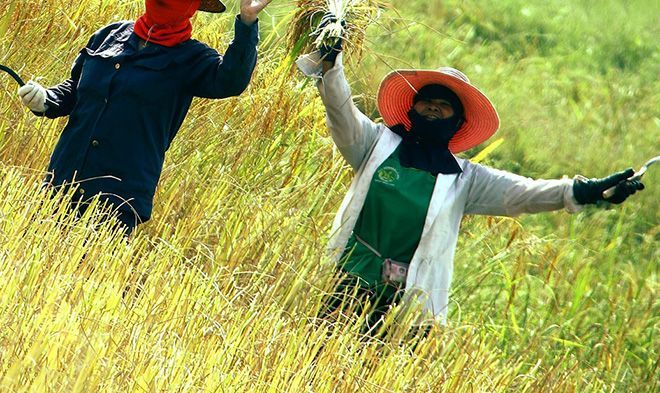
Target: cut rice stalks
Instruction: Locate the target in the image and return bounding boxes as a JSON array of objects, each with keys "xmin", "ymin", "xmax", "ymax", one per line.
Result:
[{"xmin": 287, "ymin": 0, "xmax": 390, "ymax": 61}]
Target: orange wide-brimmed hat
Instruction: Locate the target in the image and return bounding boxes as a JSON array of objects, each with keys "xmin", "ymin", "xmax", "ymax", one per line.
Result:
[
  {"xmin": 377, "ymin": 68, "xmax": 500, "ymax": 153},
  {"xmin": 199, "ymin": 0, "xmax": 226, "ymax": 13}
]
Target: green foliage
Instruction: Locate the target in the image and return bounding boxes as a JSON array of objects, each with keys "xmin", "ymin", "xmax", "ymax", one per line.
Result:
[{"xmin": 0, "ymin": 0, "xmax": 657, "ymax": 391}]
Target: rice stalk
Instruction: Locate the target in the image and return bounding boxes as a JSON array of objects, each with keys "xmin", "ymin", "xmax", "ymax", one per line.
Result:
[
  {"xmin": 286, "ymin": 0, "xmax": 390, "ymax": 60},
  {"xmin": 0, "ymin": 0, "xmax": 656, "ymax": 391}
]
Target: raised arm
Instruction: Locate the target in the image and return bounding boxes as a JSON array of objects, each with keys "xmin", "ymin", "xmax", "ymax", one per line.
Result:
[
  {"xmin": 185, "ymin": 16, "xmax": 259, "ymax": 98},
  {"xmin": 186, "ymin": 0, "xmax": 270, "ymax": 98},
  {"xmin": 320, "ymin": 54, "xmax": 381, "ymax": 169},
  {"xmin": 296, "ymin": 51, "xmax": 380, "ymax": 170}
]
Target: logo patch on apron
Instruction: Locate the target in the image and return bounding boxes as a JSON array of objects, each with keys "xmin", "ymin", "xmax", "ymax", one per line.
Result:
[{"xmin": 375, "ymin": 166, "xmax": 399, "ymax": 185}]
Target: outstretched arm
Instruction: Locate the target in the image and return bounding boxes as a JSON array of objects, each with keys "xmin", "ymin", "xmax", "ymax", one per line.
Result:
[
  {"xmin": 464, "ymin": 162, "xmax": 580, "ymax": 216},
  {"xmin": 464, "ymin": 164, "xmax": 644, "ymax": 217}
]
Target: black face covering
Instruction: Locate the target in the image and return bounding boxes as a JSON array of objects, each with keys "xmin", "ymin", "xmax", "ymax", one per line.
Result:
[
  {"xmin": 392, "ymin": 85, "xmax": 465, "ymax": 176},
  {"xmin": 407, "ymin": 109, "xmax": 463, "ymax": 147}
]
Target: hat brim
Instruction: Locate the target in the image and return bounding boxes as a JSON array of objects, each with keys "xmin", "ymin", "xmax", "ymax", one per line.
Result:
[
  {"xmin": 199, "ymin": 0, "xmax": 226, "ymax": 13},
  {"xmin": 377, "ymin": 70, "xmax": 500, "ymax": 154}
]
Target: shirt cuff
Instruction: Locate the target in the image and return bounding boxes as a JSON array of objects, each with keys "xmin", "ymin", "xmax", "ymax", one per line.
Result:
[
  {"xmin": 296, "ymin": 51, "xmax": 344, "ymax": 79},
  {"xmin": 234, "ymin": 15, "xmax": 259, "ymax": 47},
  {"xmin": 38, "ymin": 89, "xmax": 60, "ymax": 118},
  {"xmin": 564, "ymin": 176, "xmax": 584, "ymax": 213}
]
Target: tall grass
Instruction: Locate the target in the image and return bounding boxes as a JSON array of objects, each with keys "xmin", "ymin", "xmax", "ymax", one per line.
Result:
[{"xmin": 0, "ymin": 0, "xmax": 657, "ymax": 391}]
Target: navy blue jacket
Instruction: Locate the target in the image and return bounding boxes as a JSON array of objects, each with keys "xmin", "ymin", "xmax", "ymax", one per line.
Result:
[{"xmin": 42, "ymin": 17, "xmax": 258, "ymax": 221}]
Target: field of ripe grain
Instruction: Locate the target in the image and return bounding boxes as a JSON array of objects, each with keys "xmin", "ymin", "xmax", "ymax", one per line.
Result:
[{"xmin": 0, "ymin": 0, "xmax": 657, "ymax": 391}]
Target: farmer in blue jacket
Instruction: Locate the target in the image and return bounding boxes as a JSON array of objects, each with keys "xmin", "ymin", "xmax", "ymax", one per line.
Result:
[{"xmin": 17, "ymin": 0, "xmax": 271, "ymax": 234}]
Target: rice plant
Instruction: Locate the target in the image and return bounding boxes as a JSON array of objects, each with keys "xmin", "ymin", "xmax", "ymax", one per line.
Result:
[
  {"xmin": 286, "ymin": 0, "xmax": 390, "ymax": 60},
  {"xmin": 0, "ymin": 0, "xmax": 657, "ymax": 391}
]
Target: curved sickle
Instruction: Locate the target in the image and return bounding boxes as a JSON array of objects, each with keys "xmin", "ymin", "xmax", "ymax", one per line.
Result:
[
  {"xmin": 602, "ymin": 155, "xmax": 660, "ymax": 199},
  {"xmin": 0, "ymin": 64, "xmax": 26, "ymax": 87}
]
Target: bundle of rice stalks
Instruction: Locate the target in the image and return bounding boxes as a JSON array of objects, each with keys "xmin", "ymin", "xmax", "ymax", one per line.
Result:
[{"xmin": 286, "ymin": 0, "xmax": 390, "ymax": 60}]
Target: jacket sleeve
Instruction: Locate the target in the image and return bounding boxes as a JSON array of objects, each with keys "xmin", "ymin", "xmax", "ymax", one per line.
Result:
[
  {"xmin": 185, "ymin": 16, "xmax": 259, "ymax": 98},
  {"xmin": 39, "ymin": 23, "xmax": 120, "ymax": 119},
  {"xmin": 297, "ymin": 52, "xmax": 380, "ymax": 170},
  {"xmin": 40, "ymin": 34, "xmax": 103, "ymax": 119},
  {"xmin": 463, "ymin": 161, "xmax": 582, "ymax": 216},
  {"xmin": 40, "ymin": 53, "xmax": 85, "ymax": 119}
]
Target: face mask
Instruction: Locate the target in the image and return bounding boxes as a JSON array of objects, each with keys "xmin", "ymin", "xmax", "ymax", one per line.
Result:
[
  {"xmin": 134, "ymin": 0, "xmax": 200, "ymax": 47},
  {"xmin": 144, "ymin": 0, "xmax": 199, "ymax": 26},
  {"xmin": 407, "ymin": 109, "xmax": 463, "ymax": 147}
]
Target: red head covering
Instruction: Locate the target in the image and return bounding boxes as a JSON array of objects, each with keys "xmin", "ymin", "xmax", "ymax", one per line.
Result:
[{"xmin": 134, "ymin": 0, "xmax": 201, "ymax": 47}]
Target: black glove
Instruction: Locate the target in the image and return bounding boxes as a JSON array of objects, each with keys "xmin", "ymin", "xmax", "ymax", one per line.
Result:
[
  {"xmin": 573, "ymin": 168, "xmax": 645, "ymax": 205},
  {"xmin": 315, "ymin": 12, "xmax": 345, "ymax": 64}
]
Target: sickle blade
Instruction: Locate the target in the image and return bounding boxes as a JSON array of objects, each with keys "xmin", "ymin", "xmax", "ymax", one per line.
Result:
[{"xmin": 0, "ymin": 64, "xmax": 26, "ymax": 86}]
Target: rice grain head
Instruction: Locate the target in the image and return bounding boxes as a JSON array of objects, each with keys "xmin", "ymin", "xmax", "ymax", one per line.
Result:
[{"xmin": 287, "ymin": 0, "xmax": 390, "ymax": 61}]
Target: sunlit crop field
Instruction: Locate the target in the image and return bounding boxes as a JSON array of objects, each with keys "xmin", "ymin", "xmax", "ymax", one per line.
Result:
[{"xmin": 0, "ymin": 0, "xmax": 657, "ymax": 391}]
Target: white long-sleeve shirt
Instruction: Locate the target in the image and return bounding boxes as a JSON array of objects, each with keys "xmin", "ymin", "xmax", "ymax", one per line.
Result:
[{"xmin": 298, "ymin": 52, "xmax": 581, "ymax": 324}]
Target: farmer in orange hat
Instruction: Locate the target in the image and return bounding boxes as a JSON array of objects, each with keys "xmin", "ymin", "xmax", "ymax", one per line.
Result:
[
  {"xmin": 17, "ymin": 0, "xmax": 271, "ymax": 234},
  {"xmin": 297, "ymin": 14, "xmax": 645, "ymax": 330}
]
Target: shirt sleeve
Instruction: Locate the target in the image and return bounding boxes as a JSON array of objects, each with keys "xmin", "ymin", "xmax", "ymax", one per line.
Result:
[
  {"xmin": 38, "ymin": 51, "xmax": 85, "ymax": 119},
  {"xmin": 296, "ymin": 51, "xmax": 380, "ymax": 170},
  {"xmin": 185, "ymin": 16, "xmax": 259, "ymax": 98},
  {"xmin": 464, "ymin": 161, "xmax": 583, "ymax": 216},
  {"xmin": 39, "ymin": 23, "xmax": 119, "ymax": 119}
]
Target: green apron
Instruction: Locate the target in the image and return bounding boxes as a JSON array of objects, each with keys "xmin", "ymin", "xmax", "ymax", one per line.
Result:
[{"xmin": 341, "ymin": 146, "xmax": 436, "ymax": 297}]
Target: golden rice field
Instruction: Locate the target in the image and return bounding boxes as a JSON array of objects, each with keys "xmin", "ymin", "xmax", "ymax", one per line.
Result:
[{"xmin": 0, "ymin": 0, "xmax": 657, "ymax": 391}]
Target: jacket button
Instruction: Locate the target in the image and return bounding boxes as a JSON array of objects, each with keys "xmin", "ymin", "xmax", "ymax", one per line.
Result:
[
  {"xmin": 91, "ymin": 140, "xmax": 100, "ymax": 147},
  {"xmin": 115, "ymin": 63, "xmax": 121, "ymax": 70}
]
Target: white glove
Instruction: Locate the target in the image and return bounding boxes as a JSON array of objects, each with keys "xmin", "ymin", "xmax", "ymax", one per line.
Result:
[{"xmin": 18, "ymin": 81, "xmax": 47, "ymax": 113}]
